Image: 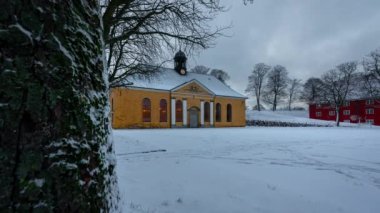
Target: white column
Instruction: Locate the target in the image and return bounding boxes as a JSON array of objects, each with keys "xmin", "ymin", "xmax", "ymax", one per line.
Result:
[
  {"xmin": 200, "ymin": 100, "xmax": 204, "ymax": 126},
  {"xmin": 210, "ymin": 101, "xmax": 214, "ymax": 126},
  {"xmin": 183, "ymin": 99, "xmax": 187, "ymax": 127},
  {"xmin": 171, "ymin": 98, "xmax": 176, "ymax": 127}
]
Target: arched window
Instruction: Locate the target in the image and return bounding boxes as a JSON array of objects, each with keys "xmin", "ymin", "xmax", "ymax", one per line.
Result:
[
  {"xmin": 216, "ymin": 103, "xmax": 221, "ymax": 122},
  {"xmin": 227, "ymin": 104, "xmax": 232, "ymax": 122},
  {"xmin": 176, "ymin": 100, "xmax": 183, "ymax": 122},
  {"xmin": 142, "ymin": 98, "xmax": 151, "ymax": 122},
  {"xmin": 160, "ymin": 99, "xmax": 167, "ymax": 122},
  {"xmin": 204, "ymin": 102, "xmax": 210, "ymax": 122}
]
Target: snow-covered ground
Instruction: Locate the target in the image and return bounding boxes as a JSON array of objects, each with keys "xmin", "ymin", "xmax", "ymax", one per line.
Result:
[
  {"xmin": 115, "ymin": 127, "xmax": 380, "ymax": 213},
  {"xmin": 247, "ymin": 110, "xmax": 364, "ymax": 127}
]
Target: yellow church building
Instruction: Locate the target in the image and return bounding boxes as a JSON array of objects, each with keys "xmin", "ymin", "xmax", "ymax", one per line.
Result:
[{"xmin": 111, "ymin": 51, "xmax": 247, "ymax": 128}]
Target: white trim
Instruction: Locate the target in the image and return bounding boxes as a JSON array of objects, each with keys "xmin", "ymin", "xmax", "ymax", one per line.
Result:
[
  {"xmin": 183, "ymin": 99, "xmax": 187, "ymax": 126},
  {"xmin": 366, "ymin": 119, "xmax": 374, "ymax": 125},
  {"xmin": 210, "ymin": 102, "xmax": 214, "ymax": 126},
  {"xmin": 366, "ymin": 108, "xmax": 374, "ymax": 115},
  {"xmin": 172, "ymin": 92, "xmax": 214, "ymax": 98},
  {"xmin": 171, "ymin": 79, "xmax": 216, "ymax": 95},
  {"xmin": 171, "ymin": 98, "xmax": 176, "ymax": 126},
  {"xmin": 366, "ymin": 99, "xmax": 374, "ymax": 105},
  {"xmin": 200, "ymin": 101, "xmax": 204, "ymax": 126}
]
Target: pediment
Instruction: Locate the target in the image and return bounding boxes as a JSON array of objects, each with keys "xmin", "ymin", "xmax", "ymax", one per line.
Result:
[{"xmin": 172, "ymin": 80, "xmax": 214, "ymax": 96}]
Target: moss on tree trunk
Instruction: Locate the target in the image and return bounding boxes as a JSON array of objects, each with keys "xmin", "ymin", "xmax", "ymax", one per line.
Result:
[{"xmin": 0, "ymin": 0, "xmax": 118, "ymax": 212}]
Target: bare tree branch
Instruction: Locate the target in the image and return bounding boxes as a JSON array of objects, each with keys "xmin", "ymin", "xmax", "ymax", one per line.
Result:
[
  {"xmin": 321, "ymin": 61, "xmax": 357, "ymax": 126},
  {"xmin": 245, "ymin": 63, "xmax": 270, "ymax": 111},
  {"xmin": 100, "ymin": 0, "xmax": 230, "ymax": 87}
]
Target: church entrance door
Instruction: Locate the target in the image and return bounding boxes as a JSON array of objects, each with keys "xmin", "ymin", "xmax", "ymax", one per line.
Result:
[{"xmin": 189, "ymin": 107, "xmax": 199, "ymax": 128}]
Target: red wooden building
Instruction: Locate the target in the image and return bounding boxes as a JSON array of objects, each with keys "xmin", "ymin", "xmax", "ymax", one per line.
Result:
[{"xmin": 309, "ymin": 98, "xmax": 380, "ymax": 126}]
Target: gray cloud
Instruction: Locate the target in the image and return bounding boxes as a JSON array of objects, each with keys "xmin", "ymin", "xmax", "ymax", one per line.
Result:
[{"xmin": 188, "ymin": 0, "xmax": 380, "ymax": 100}]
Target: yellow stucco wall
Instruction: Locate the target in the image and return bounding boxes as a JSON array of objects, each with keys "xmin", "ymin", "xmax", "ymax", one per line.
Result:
[
  {"xmin": 214, "ymin": 97, "xmax": 246, "ymax": 127},
  {"xmin": 111, "ymin": 87, "xmax": 171, "ymax": 128},
  {"xmin": 111, "ymin": 82, "xmax": 246, "ymax": 128}
]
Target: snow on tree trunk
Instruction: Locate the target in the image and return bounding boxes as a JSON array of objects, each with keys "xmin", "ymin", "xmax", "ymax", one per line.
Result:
[{"xmin": 0, "ymin": 0, "xmax": 119, "ymax": 212}]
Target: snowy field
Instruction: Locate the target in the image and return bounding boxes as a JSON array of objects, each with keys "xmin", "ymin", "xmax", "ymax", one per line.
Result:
[{"xmin": 115, "ymin": 127, "xmax": 380, "ymax": 213}]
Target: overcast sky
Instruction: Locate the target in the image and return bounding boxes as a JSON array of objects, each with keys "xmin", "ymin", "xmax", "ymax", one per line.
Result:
[{"xmin": 188, "ymin": 0, "xmax": 380, "ymax": 103}]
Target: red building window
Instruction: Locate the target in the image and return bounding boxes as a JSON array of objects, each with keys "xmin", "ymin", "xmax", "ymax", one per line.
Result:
[
  {"xmin": 366, "ymin": 99, "xmax": 374, "ymax": 105},
  {"xmin": 204, "ymin": 102, "xmax": 210, "ymax": 122},
  {"xmin": 160, "ymin": 99, "xmax": 167, "ymax": 122},
  {"xmin": 329, "ymin": 111, "xmax": 335, "ymax": 116},
  {"xmin": 316, "ymin": 112, "xmax": 322, "ymax": 117},
  {"xmin": 366, "ymin": 108, "xmax": 374, "ymax": 115},
  {"xmin": 216, "ymin": 103, "xmax": 221, "ymax": 122},
  {"xmin": 142, "ymin": 98, "xmax": 151, "ymax": 122},
  {"xmin": 366, "ymin": 119, "xmax": 374, "ymax": 125},
  {"xmin": 176, "ymin": 100, "xmax": 183, "ymax": 122},
  {"xmin": 343, "ymin": 110, "xmax": 350, "ymax": 115},
  {"xmin": 227, "ymin": 104, "xmax": 232, "ymax": 122}
]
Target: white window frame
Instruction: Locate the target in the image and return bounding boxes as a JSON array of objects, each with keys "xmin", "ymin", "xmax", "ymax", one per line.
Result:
[
  {"xmin": 329, "ymin": 111, "xmax": 335, "ymax": 116},
  {"xmin": 343, "ymin": 110, "xmax": 350, "ymax": 115},
  {"xmin": 366, "ymin": 99, "xmax": 374, "ymax": 105},
  {"xmin": 366, "ymin": 119, "xmax": 374, "ymax": 125},
  {"xmin": 316, "ymin": 111, "xmax": 322, "ymax": 117},
  {"xmin": 343, "ymin": 101, "xmax": 350, "ymax": 107},
  {"xmin": 366, "ymin": 108, "xmax": 374, "ymax": 115}
]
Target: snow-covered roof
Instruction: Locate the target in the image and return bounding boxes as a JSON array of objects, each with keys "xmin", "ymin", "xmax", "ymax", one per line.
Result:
[{"xmin": 127, "ymin": 68, "xmax": 247, "ymax": 99}]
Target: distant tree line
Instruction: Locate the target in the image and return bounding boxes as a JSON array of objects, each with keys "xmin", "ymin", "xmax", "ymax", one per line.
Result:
[
  {"xmin": 245, "ymin": 63, "xmax": 302, "ymax": 111},
  {"xmin": 244, "ymin": 48, "xmax": 380, "ymax": 126}
]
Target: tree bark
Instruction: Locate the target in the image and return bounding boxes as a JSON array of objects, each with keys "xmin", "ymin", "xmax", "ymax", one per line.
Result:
[
  {"xmin": 0, "ymin": 0, "xmax": 118, "ymax": 212},
  {"xmin": 336, "ymin": 107, "xmax": 340, "ymax": 127},
  {"xmin": 257, "ymin": 96, "xmax": 261, "ymax": 111}
]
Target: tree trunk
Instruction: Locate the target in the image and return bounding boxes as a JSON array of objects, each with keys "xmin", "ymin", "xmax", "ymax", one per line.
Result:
[
  {"xmin": 336, "ymin": 107, "xmax": 340, "ymax": 127},
  {"xmin": 0, "ymin": 1, "xmax": 118, "ymax": 212},
  {"xmin": 256, "ymin": 96, "xmax": 261, "ymax": 111},
  {"xmin": 273, "ymin": 93, "xmax": 277, "ymax": 111}
]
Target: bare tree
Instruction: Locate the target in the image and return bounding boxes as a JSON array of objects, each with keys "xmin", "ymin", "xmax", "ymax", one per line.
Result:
[
  {"xmin": 210, "ymin": 69, "xmax": 230, "ymax": 84},
  {"xmin": 362, "ymin": 49, "xmax": 380, "ymax": 97},
  {"xmin": 287, "ymin": 78, "xmax": 302, "ymax": 110},
  {"xmin": 263, "ymin": 65, "xmax": 289, "ymax": 111},
  {"xmin": 245, "ymin": 63, "xmax": 271, "ymax": 111},
  {"xmin": 190, "ymin": 65, "xmax": 210, "ymax": 75},
  {"xmin": 100, "ymin": 0, "xmax": 229, "ymax": 87},
  {"xmin": 321, "ymin": 62, "xmax": 357, "ymax": 126},
  {"xmin": 363, "ymin": 49, "xmax": 380, "ymax": 83},
  {"xmin": 360, "ymin": 71, "xmax": 380, "ymax": 97},
  {"xmin": 301, "ymin": 77, "xmax": 325, "ymax": 103}
]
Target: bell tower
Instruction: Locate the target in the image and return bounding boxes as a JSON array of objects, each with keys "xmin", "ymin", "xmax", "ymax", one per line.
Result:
[{"xmin": 174, "ymin": 50, "xmax": 187, "ymax": 75}]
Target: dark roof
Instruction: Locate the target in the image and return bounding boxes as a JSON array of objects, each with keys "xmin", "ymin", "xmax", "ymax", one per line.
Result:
[{"xmin": 174, "ymin": 50, "xmax": 186, "ymax": 60}]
